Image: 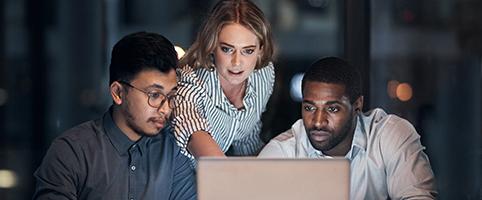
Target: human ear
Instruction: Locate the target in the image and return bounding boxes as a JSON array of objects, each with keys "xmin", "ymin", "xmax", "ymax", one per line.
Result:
[
  {"xmin": 257, "ymin": 45, "xmax": 263, "ymax": 57},
  {"xmin": 353, "ymin": 96, "xmax": 364, "ymax": 112},
  {"xmin": 110, "ymin": 81, "xmax": 124, "ymax": 105},
  {"xmin": 209, "ymin": 53, "xmax": 216, "ymax": 69}
]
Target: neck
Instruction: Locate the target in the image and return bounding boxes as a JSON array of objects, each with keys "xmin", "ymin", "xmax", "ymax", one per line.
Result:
[
  {"xmin": 112, "ymin": 106, "xmax": 141, "ymax": 142},
  {"xmin": 220, "ymin": 80, "xmax": 246, "ymax": 109}
]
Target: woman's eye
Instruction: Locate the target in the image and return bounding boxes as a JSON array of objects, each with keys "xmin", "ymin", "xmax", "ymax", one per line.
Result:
[
  {"xmin": 242, "ymin": 49, "xmax": 255, "ymax": 55},
  {"xmin": 221, "ymin": 47, "xmax": 233, "ymax": 54}
]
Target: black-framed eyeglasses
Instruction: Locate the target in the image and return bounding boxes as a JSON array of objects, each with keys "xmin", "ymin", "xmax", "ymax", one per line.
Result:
[{"xmin": 118, "ymin": 81, "xmax": 177, "ymax": 110}]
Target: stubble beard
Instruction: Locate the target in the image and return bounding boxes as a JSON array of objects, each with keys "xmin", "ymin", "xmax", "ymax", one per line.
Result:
[{"xmin": 308, "ymin": 113, "xmax": 355, "ymax": 153}]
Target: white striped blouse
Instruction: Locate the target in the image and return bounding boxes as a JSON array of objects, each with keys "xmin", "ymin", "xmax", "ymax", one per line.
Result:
[{"xmin": 172, "ymin": 62, "xmax": 275, "ymax": 160}]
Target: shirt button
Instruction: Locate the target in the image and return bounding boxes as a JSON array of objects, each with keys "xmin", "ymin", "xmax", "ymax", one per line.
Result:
[{"xmin": 131, "ymin": 165, "xmax": 136, "ymax": 171}]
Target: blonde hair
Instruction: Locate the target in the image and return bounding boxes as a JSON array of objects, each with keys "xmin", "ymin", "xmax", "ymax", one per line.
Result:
[{"xmin": 180, "ymin": 0, "xmax": 274, "ymax": 69}]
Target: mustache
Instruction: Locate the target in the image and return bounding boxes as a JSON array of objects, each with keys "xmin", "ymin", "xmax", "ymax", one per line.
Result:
[
  {"xmin": 308, "ymin": 127, "xmax": 332, "ymax": 133},
  {"xmin": 148, "ymin": 115, "xmax": 168, "ymax": 122}
]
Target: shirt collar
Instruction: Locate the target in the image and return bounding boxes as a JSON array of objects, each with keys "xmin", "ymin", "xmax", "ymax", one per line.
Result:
[
  {"xmin": 244, "ymin": 75, "xmax": 257, "ymax": 99},
  {"xmin": 103, "ymin": 107, "xmax": 147, "ymax": 156},
  {"xmin": 134, "ymin": 136, "xmax": 150, "ymax": 156},
  {"xmin": 337, "ymin": 114, "xmax": 367, "ymax": 160},
  {"xmin": 352, "ymin": 114, "xmax": 368, "ymax": 151}
]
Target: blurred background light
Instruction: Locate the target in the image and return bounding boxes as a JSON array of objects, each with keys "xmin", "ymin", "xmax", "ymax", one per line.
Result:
[
  {"xmin": 396, "ymin": 82, "xmax": 413, "ymax": 101},
  {"xmin": 289, "ymin": 73, "xmax": 304, "ymax": 102},
  {"xmin": 0, "ymin": 170, "xmax": 18, "ymax": 188},
  {"xmin": 174, "ymin": 46, "xmax": 185, "ymax": 59}
]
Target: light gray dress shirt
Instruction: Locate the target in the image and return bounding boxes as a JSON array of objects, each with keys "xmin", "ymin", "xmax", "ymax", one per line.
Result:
[{"xmin": 259, "ymin": 108, "xmax": 437, "ymax": 199}]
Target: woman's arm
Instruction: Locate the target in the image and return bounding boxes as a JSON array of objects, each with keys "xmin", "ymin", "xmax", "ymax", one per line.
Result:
[{"xmin": 187, "ymin": 130, "xmax": 226, "ymax": 158}]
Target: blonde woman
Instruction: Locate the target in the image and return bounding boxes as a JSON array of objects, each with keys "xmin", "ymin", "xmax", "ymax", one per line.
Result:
[{"xmin": 173, "ymin": 0, "xmax": 275, "ymax": 160}]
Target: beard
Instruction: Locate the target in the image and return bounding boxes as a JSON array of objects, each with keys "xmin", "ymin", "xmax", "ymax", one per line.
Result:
[
  {"xmin": 123, "ymin": 107, "xmax": 149, "ymax": 136},
  {"xmin": 307, "ymin": 113, "xmax": 355, "ymax": 153},
  {"xmin": 122, "ymin": 101, "xmax": 164, "ymax": 138}
]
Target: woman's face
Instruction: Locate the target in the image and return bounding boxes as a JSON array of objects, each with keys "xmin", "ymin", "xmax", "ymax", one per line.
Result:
[{"xmin": 213, "ymin": 23, "xmax": 261, "ymax": 87}]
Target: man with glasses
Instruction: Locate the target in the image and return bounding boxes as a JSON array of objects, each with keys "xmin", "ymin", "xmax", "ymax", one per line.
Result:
[{"xmin": 33, "ymin": 32, "xmax": 196, "ymax": 200}]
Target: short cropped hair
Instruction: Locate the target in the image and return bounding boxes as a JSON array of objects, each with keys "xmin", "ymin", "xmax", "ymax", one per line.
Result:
[
  {"xmin": 180, "ymin": 0, "xmax": 274, "ymax": 69},
  {"xmin": 301, "ymin": 57, "xmax": 363, "ymax": 103},
  {"xmin": 109, "ymin": 31, "xmax": 178, "ymax": 84}
]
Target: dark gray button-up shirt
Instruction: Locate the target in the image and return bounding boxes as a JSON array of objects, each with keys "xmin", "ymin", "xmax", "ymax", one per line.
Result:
[{"xmin": 33, "ymin": 109, "xmax": 197, "ymax": 200}]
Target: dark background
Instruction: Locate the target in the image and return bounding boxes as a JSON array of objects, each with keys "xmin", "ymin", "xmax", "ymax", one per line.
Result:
[{"xmin": 0, "ymin": 0, "xmax": 480, "ymax": 199}]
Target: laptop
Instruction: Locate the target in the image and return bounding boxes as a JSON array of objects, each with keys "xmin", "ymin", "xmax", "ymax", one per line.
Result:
[{"xmin": 197, "ymin": 157, "xmax": 350, "ymax": 200}]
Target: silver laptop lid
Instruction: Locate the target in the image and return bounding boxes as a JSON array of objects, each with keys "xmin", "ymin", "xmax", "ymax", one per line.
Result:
[{"xmin": 197, "ymin": 157, "xmax": 350, "ymax": 200}]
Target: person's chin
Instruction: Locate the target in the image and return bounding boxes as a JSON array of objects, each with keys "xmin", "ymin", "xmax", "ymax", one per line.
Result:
[
  {"xmin": 226, "ymin": 73, "xmax": 247, "ymax": 84},
  {"xmin": 143, "ymin": 129, "xmax": 162, "ymax": 137},
  {"xmin": 143, "ymin": 124, "xmax": 165, "ymax": 136},
  {"xmin": 309, "ymin": 138, "xmax": 329, "ymax": 151}
]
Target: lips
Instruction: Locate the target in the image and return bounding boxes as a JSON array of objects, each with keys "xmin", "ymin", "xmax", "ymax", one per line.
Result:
[
  {"xmin": 228, "ymin": 70, "xmax": 244, "ymax": 76},
  {"xmin": 309, "ymin": 130, "xmax": 330, "ymax": 142},
  {"xmin": 150, "ymin": 118, "xmax": 165, "ymax": 129}
]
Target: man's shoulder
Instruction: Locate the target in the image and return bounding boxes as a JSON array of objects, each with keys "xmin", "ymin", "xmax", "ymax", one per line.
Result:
[
  {"xmin": 271, "ymin": 119, "xmax": 305, "ymax": 144},
  {"xmin": 362, "ymin": 108, "xmax": 419, "ymax": 147},
  {"xmin": 56, "ymin": 119, "xmax": 103, "ymax": 143},
  {"xmin": 259, "ymin": 130, "xmax": 295, "ymax": 158},
  {"xmin": 271, "ymin": 129, "xmax": 296, "ymax": 144},
  {"xmin": 37, "ymin": 119, "xmax": 104, "ymax": 175},
  {"xmin": 259, "ymin": 120, "xmax": 303, "ymax": 158},
  {"xmin": 364, "ymin": 108, "xmax": 415, "ymax": 133}
]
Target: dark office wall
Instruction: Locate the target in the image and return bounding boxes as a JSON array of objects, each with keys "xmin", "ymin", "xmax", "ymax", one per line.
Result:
[
  {"xmin": 433, "ymin": 57, "xmax": 480, "ymax": 199},
  {"xmin": 370, "ymin": 0, "xmax": 481, "ymax": 199}
]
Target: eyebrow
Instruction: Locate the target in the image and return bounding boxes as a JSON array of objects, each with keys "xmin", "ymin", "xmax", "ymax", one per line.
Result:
[
  {"xmin": 168, "ymin": 86, "xmax": 178, "ymax": 93},
  {"xmin": 145, "ymin": 85, "xmax": 178, "ymax": 95},
  {"xmin": 145, "ymin": 84, "xmax": 165, "ymax": 90},
  {"xmin": 302, "ymin": 99, "xmax": 343, "ymax": 105},
  {"xmin": 219, "ymin": 42, "xmax": 257, "ymax": 49}
]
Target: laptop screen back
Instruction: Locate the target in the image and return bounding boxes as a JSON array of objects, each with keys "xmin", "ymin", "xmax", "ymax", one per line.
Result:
[{"xmin": 197, "ymin": 157, "xmax": 350, "ymax": 200}]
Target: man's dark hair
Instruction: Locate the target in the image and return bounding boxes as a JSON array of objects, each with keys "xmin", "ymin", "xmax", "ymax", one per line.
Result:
[
  {"xmin": 109, "ymin": 31, "xmax": 178, "ymax": 84},
  {"xmin": 301, "ymin": 57, "xmax": 363, "ymax": 103}
]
